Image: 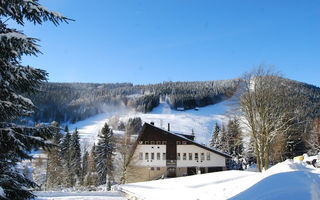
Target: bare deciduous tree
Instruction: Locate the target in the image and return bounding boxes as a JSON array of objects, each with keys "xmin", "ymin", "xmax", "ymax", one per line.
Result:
[{"xmin": 240, "ymin": 66, "xmax": 296, "ymax": 171}]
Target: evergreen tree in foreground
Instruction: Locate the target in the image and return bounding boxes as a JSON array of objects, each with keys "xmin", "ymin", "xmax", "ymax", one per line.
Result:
[
  {"xmin": 70, "ymin": 128, "xmax": 82, "ymax": 186},
  {"xmin": 46, "ymin": 121, "xmax": 63, "ymax": 189},
  {"xmin": 84, "ymin": 145, "xmax": 98, "ymax": 187},
  {"xmin": 60, "ymin": 127, "xmax": 72, "ymax": 187},
  {"xmin": 0, "ymin": 1, "xmax": 69, "ymax": 199},
  {"xmin": 95, "ymin": 123, "xmax": 115, "ymax": 188},
  {"xmin": 81, "ymin": 150, "xmax": 89, "ymax": 185}
]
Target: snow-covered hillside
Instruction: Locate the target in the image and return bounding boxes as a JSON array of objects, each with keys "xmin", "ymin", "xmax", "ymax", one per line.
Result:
[
  {"xmin": 120, "ymin": 160, "xmax": 320, "ymax": 200},
  {"xmin": 68, "ymin": 98, "xmax": 234, "ymax": 147}
]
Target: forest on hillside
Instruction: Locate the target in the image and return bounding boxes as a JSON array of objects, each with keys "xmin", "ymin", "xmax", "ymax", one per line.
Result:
[{"xmin": 28, "ymin": 79, "xmax": 240, "ymax": 123}]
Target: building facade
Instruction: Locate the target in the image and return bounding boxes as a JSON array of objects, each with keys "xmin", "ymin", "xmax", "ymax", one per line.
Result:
[{"xmin": 126, "ymin": 122, "xmax": 231, "ymax": 183}]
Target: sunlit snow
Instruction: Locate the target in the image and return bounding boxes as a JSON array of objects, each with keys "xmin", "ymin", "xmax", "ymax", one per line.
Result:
[
  {"xmin": 120, "ymin": 159, "xmax": 320, "ymax": 200},
  {"xmin": 68, "ymin": 99, "xmax": 234, "ymax": 147}
]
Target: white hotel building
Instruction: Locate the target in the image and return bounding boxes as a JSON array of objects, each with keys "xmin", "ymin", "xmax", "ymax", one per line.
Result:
[{"xmin": 126, "ymin": 122, "xmax": 231, "ymax": 183}]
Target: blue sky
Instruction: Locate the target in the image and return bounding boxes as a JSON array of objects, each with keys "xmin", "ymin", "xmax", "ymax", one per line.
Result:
[{"xmin": 17, "ymin": 0, "xmax": 320, "ymax": 86}]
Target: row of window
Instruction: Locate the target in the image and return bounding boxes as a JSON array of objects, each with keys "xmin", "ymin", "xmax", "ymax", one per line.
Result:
[
  {"xmin": 139, "ymin": 141, "xmax": 166, "ymax": 145},
  {"xmin": 177, "ymin": 152, "xmax": 210, "ymax": 161},
  {"xmin": 138, "ymin": 141, "xmax": 188, "ymax": 145},
  {"xmin": 138, "ymin": 152, "xmax": 211, "ymax": 161},
  {"xmin": 139, "ymin": 152, "xmax": 166, "ymax": 160}
]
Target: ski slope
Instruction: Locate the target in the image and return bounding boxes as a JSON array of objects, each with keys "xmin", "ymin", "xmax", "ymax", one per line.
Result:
[
  {"xmin": 68, "ymin": 99, "xmax": 234, "ymax": 146},
  {"xmin": 120, "ymin": 160, "xmax": 320, "ymax": 200}
]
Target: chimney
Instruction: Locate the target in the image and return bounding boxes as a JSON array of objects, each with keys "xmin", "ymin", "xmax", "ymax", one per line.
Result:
[
  {"xmin": 150, "ymin": 122, "xmax": 154, "ymax": 125},
  {"xmin": 168, "ymin": 123, "xmax": 170, "ymax": 132}
]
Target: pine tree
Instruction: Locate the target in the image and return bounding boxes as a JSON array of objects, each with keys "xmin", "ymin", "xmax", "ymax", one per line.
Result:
[
  {"xmin": 81, "ymin": 150, "xmax": 89, "ymax": 185},
  {"xmin": 60, "ymin": 128, "xmax": 72, "ymax": 187},
  {"xmin": 70, "ymin": 128, "xmax": 82, "ymax": 186},
  {"xmin": 226, "ymin": 119, "xmax": 243, "ymax": 156},
  {"xmin": 217, "ymin": 124, "xmax": 228, "ymax": 153},
  {"xmin": 209, "ymin": 123, "xmax": 220, "ymax": 149},
  {"xmin": 46, "ymin": 121, "xmax": 63, "ymax": 189},
  {"xmin": 0, "ymin": 1, "xmax": 69, "ymax": 198},
  {"xmin": 226, "ymin": 119, "xmax": 244, "ymax": 170},
  {"xmin": 84, "ymin": 145, "xmax": 98, "ymax": 187},
  {"xmin": 95, "ymin": 123, "xmax": 115, "ymax": 187}
]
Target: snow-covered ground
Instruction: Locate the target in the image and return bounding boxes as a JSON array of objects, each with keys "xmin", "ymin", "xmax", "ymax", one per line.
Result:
[
  {"xmin": 68, "ymin": 99, "xmax": 234, "ymax": 147},
  {"xmin": 120, "ymin": 160, "xmax": 320, "ymax": 200},
  {"xmin": 34, "ymin": 191, "xmax": 126, "ymax": 200},
  {"xmin": 32, "ymin": 159, "xmax": 320, "ymax": 200}
]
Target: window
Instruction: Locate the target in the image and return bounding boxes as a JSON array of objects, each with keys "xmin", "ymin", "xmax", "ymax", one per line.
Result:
[
  {"xmin": 139, "ymin": 152, "xmax": 143, "ymax": 160},
  {"xmin": 201, "ymin": 153, "xmax": 204, "ymax": 161},
  {"xmin": 183, "ymin": 153, "xmax": 187, "ymax": 160},
  {"xmin": 207, "ymin": 152, "xmax": 210, "ymax": 160},
  {"xmin": 176, "ymin": 141, "xmax": 181, "ymax": 145},
  {"xmin": 195, "ymin": 153, "xmax": 198, "ymax": 161},
  {"xmin": 145, "ymin": 153, "xmax": 149, "ymax": 160},
  {"xmin": 145, "ymin": 141, "xmax": 149, "ymax": 145},
  {"xmin": 177, "ymin": 153, "xmax": 181, "ymax": 160},
  {"xmin": 151, "ymin": 167, "xmax": 154, "ymax": 171},
  {"xmin": 157, "ymin": 167, "xmax": 160, "ymax": 171},
  {"xmin": 156, "ymin": 141, "xmax": 161, "ymax": 145},
  {"xmin": 150, "ymin": 141, "xmax": 155, "ymax": 145},
  {"xmin": 151, "ymin": 153, "xmax": 154, "ymax": 160},
  {"xmin": 163, "ymin": 153, "xmax": 166, "ymax": 160},
  {"xmin": 182, "ymin": 141, "xmax": 187, "ymax": 145},
  {"xmin": 189, "ymin": 153, "xmax": 192, "ymax": 160},
  {"xmin": 157, "ymin": 152, "xmax": 161, "ymax": 160},
  {"xmin": 162, "ymin": 141, "xmax": 167, "ymax": 145}
]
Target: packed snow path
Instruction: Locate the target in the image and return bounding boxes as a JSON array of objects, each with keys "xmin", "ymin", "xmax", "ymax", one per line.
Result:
[{"xmin": 34, "ymin": 191, "xmax": 126, "ymax": 200}]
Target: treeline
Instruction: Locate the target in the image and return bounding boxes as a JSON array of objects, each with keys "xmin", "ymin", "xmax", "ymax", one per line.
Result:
[
  {"xmin": 28, "ymin": 80, "xmax": 240, "ymax": 123},
  {"xmin": 44, "ymin": 117, "xmax": 142, "ymax": 190},
  {"xmin": 46, "ymin": 122, "xmax": 116, "ymax": 190}
]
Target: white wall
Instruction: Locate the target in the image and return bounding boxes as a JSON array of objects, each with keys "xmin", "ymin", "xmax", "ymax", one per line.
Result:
[
  {"xmin": 176, "ymin": 145, "xmax": 226, "ymax": 167},
  {"xmin": 131, "ymin": 145, "xmax": 166, "ymax": 167},
  {"xmin": 131, "ymin": 144, "xmax": 226, "ymax": 168}
]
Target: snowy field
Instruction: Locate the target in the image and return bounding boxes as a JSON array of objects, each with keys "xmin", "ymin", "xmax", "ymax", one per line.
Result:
[
  {"xmin": 68, "ymin": 99, "xmax": 234, "ymax": 147},
  {"xmin": 34, "ymin": 191, "xmax": 126, "ymax": 200},
  {"xmin": 120, "ymin": 160, "xmax": 320, "ymax": 200}
]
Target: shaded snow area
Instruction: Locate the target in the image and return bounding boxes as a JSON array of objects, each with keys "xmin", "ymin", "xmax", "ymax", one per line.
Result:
[
  {"xmin": 68, "ymin": 99, "xmax": 232, "ymax": 147},
  {"xmin": 34, "ymin": 191, "xmax": 126, "ymax": 200},
  {"xmin": 120, "ymin": 160, "xmax": 320, "ymax": 200}
]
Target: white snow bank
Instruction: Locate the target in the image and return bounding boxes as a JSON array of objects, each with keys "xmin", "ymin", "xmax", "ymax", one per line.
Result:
[
  {"xmin": 120, "ymin": 160, "xmax": 320, "ymax": 200},
  {"xmin": 230, "ymin": 171, "xmax": 320, "ymax": 200},
  {"xmin": 263, "ymin": 159, "xmax": 316, "ymax": 176}
]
